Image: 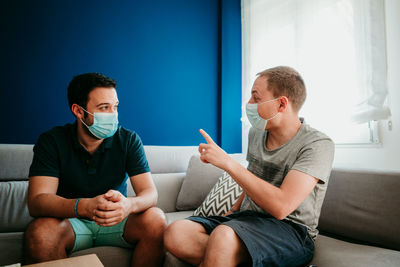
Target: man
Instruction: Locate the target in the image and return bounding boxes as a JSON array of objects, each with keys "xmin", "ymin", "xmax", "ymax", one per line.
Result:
[
  {"xmin": 25, "ymin": 73, "xmax": 167, "ymax": 267},
  {"xmin": 164, "ymin": 66, "xmax": 334, "ymax": 267}
]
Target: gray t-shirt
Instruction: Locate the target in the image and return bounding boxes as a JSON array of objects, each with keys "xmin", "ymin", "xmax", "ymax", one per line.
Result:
[{"xmin": 240, "ymin": 119, "xmax": 335, "ymax": 239}]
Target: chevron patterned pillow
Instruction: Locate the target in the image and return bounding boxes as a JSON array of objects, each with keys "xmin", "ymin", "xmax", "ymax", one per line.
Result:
[{"xmin": 193, "ymin": 171, "xmax": 243, "ymax": 217}]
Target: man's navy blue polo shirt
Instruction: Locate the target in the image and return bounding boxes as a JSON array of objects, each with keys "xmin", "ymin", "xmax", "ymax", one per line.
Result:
[{"xmin": 29, "ymin": 123, "xmax": 150, "ymax": 198}]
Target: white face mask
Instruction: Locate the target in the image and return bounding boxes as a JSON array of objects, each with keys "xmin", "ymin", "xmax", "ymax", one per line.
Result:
[{"xmin": 246, "ymin": 98, "xmax": 280, "ymax": 130}]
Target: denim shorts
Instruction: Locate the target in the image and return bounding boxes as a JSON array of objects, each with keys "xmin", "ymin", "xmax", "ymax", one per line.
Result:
[
  {"xmin": 68, "ymin": 217, "xmax": 133, "ymax": 253},
  {"xmin": 187, "ymin": 210, "xmax": 314, "ymax": 267}
]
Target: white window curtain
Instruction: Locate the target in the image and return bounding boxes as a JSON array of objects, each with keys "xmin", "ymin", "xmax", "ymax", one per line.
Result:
[{"xmin": 241, "ymin": 0, "xmax": 389, "ymax": 148}]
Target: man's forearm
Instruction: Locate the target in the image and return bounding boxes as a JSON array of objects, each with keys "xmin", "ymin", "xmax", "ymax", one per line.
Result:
[
  {"xmin": 225, "ymin": 160, "xmax": 286, "ymax": 218},
  {"xmin": 127, "ymin": 188, "xmax": 158, "ymax": 214},
  {"xmin": 28, "ymin": 193, "xmax": 77, "ymax": 218}
]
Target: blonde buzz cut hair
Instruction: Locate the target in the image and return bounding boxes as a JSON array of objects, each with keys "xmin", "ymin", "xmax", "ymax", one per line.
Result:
[{"xmin": 257, "ymin": 66, "xmax": 307, "ymax": 112}]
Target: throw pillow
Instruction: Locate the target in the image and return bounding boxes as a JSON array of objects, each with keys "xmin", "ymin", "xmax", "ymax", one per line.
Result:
[
  {"xmin": 175, "ymin": 155, "xmax": 225, "ymax": 210},
  {"xmin": 193, "ymin": 171, "xmax": 243, "ymax": 217}
]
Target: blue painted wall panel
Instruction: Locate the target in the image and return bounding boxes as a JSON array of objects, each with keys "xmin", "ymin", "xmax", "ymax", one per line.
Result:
[
  {"xmin": 221, "ymin": 0, "xmax": 242, "ymax": 153},
  {"xmin": 0, "ymin": 0, "xmax": 241, "ymax": 151}
]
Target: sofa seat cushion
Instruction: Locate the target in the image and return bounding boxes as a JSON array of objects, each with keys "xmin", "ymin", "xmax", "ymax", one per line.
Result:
[{"xmin": 311, "ymin": 235, "xmax": 400, "ymax": 267}]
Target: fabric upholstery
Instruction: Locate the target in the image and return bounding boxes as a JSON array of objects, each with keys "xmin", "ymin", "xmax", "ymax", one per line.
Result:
[
  {"xmin": 165, "ymin": 211, "xmax": 194, "ymax": 225},
  {"xmin": 0, "ymin": 144, "xmax": 33, "ymax": 181},
  {"xmin": 175, "ymin": 155, "xmax": 225, "ymax": 210},
  {"xmin": 152, "ymin": 173, "xmax": 186, "ymax": 213},
  {"xmin": 193, "ymin": 172, "xmax": 242, "ymax": 216},
  {"xmin": 0, "ymin": 232, "xmax": 24, "ymax": 266},
  {"xmin": 0, "ymin": 181, "xmax": 33, "ymax": 232},
  {"xmin": 126, "ymin": 173, "xmax": 186, "ymax": 213},
  {"xmin": 311, "ymin": 235, "xmax": 400, "ymax": 267},
  {"xmin": 318, "ymin": 169, "xmax": 400, "ymax": 251},
  {"xmin": 164, "ymin": 252, "xmax": 192, "ymax": 267},
  {"xmin": 144, "ymin": 146, "xmax": 198, "ymax": 174}
]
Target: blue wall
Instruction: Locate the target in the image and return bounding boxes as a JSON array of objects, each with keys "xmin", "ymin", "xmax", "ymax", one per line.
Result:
[{"xmin": 0, "ymin": 0, "xmax": 241, "ymax": 152}]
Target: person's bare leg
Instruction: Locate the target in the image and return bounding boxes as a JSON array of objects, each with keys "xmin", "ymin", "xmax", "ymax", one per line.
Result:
[
  {"xmin": 200, "ymin": 225, "xmax": 251, "ymax": 267},
  {"xmin": 164, "ymin": 219, "xmax": 209, "ymax": 265},
  {"xmin": 24, "ymin": 217, "xmax": 75, "ymax": 264},
  {"xmin": 123, "ymin": 207, "xmax": 167, "ymax": 267}
]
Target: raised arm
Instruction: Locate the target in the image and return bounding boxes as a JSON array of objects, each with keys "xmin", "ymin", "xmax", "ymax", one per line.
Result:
[{"xmin": 198, "ymin": 129, "xmax": 318, "ymax": 220}]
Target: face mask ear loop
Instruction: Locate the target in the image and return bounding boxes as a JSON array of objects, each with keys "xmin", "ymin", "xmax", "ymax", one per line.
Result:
[
  {"xmin": 79, "ymin": 106, "xmax": 94, "ymax": 116},
  {"xmin": 257, "ymin": 97, "xmax": 281, "ymax": 106}
]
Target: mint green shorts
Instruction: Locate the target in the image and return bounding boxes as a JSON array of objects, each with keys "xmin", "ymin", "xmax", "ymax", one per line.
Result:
[{"xmin": 68, "ymin": 217, "xmax": 133, "ymax": 253}]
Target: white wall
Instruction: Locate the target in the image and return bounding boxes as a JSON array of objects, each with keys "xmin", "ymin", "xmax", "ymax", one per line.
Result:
[{"xmin": 333, "ymin": 0, "xmax": 400, "ymax": 172}]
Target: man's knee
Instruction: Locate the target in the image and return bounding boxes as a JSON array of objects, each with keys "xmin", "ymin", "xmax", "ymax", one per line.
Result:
[
  {"xmin": 207, "ymin": 225, "xmax": 250, "ymax": 264},
  {"xmin": 24, "ymin": 218, "xmax": 73, "ymax": 259},
  {"xmin": 141, "ymin": 207, "xmax": 167, "ymax": 238},
  {"xmin": 164, "ymin": 220, "xmax": 184, "ymax": 252},
  {"xmin": 210, "ymin": 225, "xmax": 237, "ymax": 243},
  {"xmin": 125, "ymin": 207, "xmax": 167, "ymax": 242},
  {"xmin": 164, "ymin": 219, "xmax": 203, "ymax": 255}
]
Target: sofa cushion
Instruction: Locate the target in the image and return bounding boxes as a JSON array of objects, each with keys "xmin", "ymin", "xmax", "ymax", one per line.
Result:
[
  {"xmin": 165, "ymin": 211, "xmax": 194, "ymax": 225},
  {"xmin": 193, "ymin": 172, "xmax": 242, "ymax": 217},
  {"xmin": 0, "ymin": 181, "xmax": 33, "ymax": 232},
  {"xmin": 0, "ymin": 144, "xmax": 33, "ymax": 181},
  {"xmin": 318, "ymin": 169, "xmax": 400, "ymax": 251},
  {"xmin": 126, "ymin": 173, "xmax": 186, "ymax": 213},
  {"xmin": 311, "ymin": 235, "xmax": 400, "ymax": 267},
  {"xmin": 144, "ymin": 146, "xmax": 198, "ymax": 174},
  {"xmin": 152, "ymin": 173, "xmax": 186, "ymax": 213},
  {"xmin": 176, "ymin": 154, "xmax": 246, "ymax": 211},
  {"xmin": 175, "ymin": 155, "xmax": 225, "ymax": 210}
]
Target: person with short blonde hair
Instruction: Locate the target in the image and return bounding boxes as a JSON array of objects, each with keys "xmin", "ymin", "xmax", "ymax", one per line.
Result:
[{"xmin": 164, "ymin": 66, "xmax": 334, "ymax": 267}]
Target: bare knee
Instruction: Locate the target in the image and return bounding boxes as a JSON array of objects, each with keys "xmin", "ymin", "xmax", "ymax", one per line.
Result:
[
  {"xmin": 164, "ymin": 219, "xmax": 206, "ymax": 257},
  {"xmin": 209, "ymin": 225, "xmax": 237, "ymax": 245},
  {"xmin": 206, "ymin": 225, "xmax": 250, "ymax": 264},
  {"xmin": 125, "ymin": 207, "xmax": 167, "ymax": 243},
  {"xmin": 141, "ymin": 207, "xmax": 167, "ymax": 239},
  {"xmin": 24, "ymin": 218, "xmax": 73, "ymax": 262}
]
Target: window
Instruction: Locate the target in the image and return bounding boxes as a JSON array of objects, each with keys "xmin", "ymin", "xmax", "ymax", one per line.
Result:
[{"xmin": 241, "ymin": 0, "xmax": 390, "ymax": 149}]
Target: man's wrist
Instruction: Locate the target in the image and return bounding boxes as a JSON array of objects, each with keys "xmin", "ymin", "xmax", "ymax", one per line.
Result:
[
  {"xmin": 126, "ymin": 196, "xmax": 137, "ymax": 214},
  {"xmin": 77, "ymin": 198, "xmax": 88, "ymax": 218},
  {"xmin": 74, "ymin": 198, "xmax": 82, "ymax": 217}
]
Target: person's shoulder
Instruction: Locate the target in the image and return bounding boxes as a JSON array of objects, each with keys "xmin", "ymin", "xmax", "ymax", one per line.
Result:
[
  {"xmin": 300, "ymin": 122, "xmax": 334, "ymax": 148},
  {"xmin": 117, "ymin": 126, "xmax": 137, "ymax": 138},
  {"xmin": 36, "ymin": 123, "xmax": 74, "ymax": 143},
  {"xmin": 116, "ymin": 126, "xmax": 143, "ymax": 145}
]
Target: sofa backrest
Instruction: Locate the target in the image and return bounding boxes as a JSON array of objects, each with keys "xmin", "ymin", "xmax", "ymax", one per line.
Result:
[
  {"xmin": 318, "ymin": 169, "xmax": 400, "ymax": 251},
  {"xmin": 0, "ymin": 144, "xmax": 33, "ymax": 181}
]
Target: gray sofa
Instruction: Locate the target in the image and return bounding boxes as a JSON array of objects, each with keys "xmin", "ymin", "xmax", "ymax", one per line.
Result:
[{"xmin": 1, "ymin": 144, "xmax": 400, "ymax": 266}]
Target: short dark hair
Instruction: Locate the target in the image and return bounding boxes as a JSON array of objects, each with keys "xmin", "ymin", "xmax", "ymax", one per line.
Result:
[
  {"xmin": 257, "ymin": 66, "xmax": 306, "ymax": 111},
  {"xmin": 67, "ymin": 73, "xmax": 117, "ymax": 110}
]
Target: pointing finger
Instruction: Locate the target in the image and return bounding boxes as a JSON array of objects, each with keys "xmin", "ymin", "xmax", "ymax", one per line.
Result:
[{"xmin": 199, "ymin": 129, "xmax": 215, "ymax": 144}]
